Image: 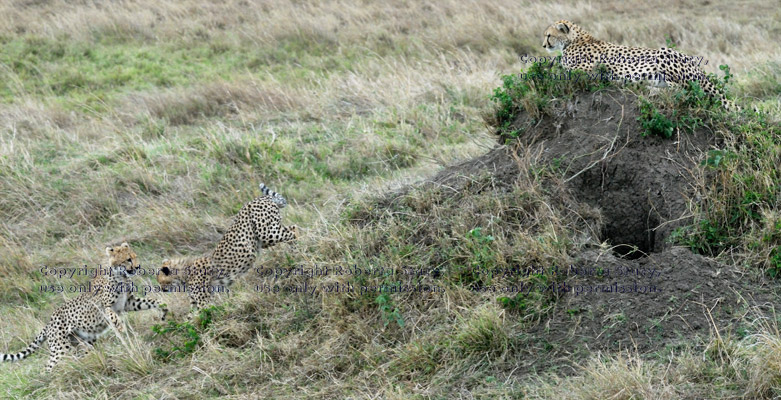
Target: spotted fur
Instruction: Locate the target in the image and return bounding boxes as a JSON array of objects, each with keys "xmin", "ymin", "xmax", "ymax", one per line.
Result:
[
  {"xmin": 157, "ymin": 184, "xmax": 297, "ymax": 309},
  {"xmin": 1, "ymin": 243, "xmax": 167, "ymax": 372},
  {"xmin": 542, "ymin": 20, "xmax": 737, "ymax": 110}
]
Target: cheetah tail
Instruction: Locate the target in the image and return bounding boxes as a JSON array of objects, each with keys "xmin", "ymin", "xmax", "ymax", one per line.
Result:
[
  {"xmin": 1, "ymin": 331, "xmax": 46, "ymax": 362},
  {"xmin": 258, "ymin": 183, "xmax": 288, "ymax": 208}
]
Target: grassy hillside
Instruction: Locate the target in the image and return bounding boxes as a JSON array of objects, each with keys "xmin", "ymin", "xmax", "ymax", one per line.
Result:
[{"xmin": 0, "ymin": 0, "xmax": 779, "ymax": 398}]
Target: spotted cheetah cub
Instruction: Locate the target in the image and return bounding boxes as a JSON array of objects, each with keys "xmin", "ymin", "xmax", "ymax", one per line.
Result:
[
  {"xmin": 542, "ymin": 20, "xmax": 737, "ymax": 110},
  {"xmin": 1, "ymin": 243, "xmax": 167, "ymax": 372},
  {"xmin": 157, "ymin": 183, "xmax": 297, "ymax": 310}
]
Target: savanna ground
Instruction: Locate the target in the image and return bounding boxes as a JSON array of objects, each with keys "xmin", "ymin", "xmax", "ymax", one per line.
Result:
[{"xmin": 0, "ymin": 0, "xmax": 779, "ymax": 398}]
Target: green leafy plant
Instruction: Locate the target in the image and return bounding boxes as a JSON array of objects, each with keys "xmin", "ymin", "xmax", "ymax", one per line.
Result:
[
  {"xmin": 497, "ymin": 272, "xmax": 556, "ymax": 321},
  {"xmin": 718, "ymin": 64, "xmax": 733, "ymax": 89},
  {"xmin": 466, "ymin": 227, "xmax": 496, "ymax": 267},
  {"xmin": 638, "ymin": 98, "xmax": 675, "ymax": 138},
  {"xmin": 701, "ymin": 150, "xmax": 735, "ymax": 168},
  {"xmin": 490, "ymin": 60, "xmax": 612, "ymax": 140},
  {"xmin": 376, "ymin": 292, "xmax": 404, "ymax": 327},
  {"xmin": 637, "ymin": 80, "xmax": 722, "ymax": 138},
  {"xmin": 699, "ymin": 63, "xmax": 736, "ymax": 102},
  {"xmin": 490, "ymin": 73, "xmax": 533, "ymax": 132},
  {"xmin": 769, "ymin": 247, "xmax": 781, "ymax": 278},
  {"xmin": 151, "ymin": 305, "xmax": 223, "ymax": 361}
]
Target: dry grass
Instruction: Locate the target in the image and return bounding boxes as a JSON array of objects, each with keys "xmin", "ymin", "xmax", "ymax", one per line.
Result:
[
  {"xmin": 0, "ymin": 0, "xmax": 779, "ymax": 398},
  {"xmin": 525, "ymin": 351, "xmax": 681, "ymax": 400}
]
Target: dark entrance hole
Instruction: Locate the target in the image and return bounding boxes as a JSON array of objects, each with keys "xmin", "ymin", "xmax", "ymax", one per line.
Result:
[{"xmin": 600, "ymin": 207, "xmax": 659, "ymax": 259}]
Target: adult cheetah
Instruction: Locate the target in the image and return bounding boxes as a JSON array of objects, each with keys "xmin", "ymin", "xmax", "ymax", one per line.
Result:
[{"xmin": 542, "ymin": 20, "xmax": 737, "ymax": 110}]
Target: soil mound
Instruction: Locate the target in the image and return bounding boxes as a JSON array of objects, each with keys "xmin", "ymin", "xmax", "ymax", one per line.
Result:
[
  {"xmin": 418, "ymin": 88, "xmax": 781, "ymax": 373},
  {"xmin": 454, "ymin": 89, "xmax": 719, "ymax": 258}
]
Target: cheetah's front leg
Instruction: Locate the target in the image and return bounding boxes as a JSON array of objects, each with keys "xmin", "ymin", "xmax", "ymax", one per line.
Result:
[
  {"xmin": 262, "ymin": 225, "xmax": 298, "ymax": 248},
  {"xmin": 124, "ymin": 294, "xmax": 168, "ymax": 321},
  {"xmin": 187, "ymin": 274, "xmax": 214, "ymax": 312},
  {"xmin": 104, "ymin": 307, "xmax": 125, "ymax": 333}
]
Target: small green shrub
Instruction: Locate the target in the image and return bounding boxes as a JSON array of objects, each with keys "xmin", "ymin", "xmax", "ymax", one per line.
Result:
[
  {"xmin": 669, "ymin": 109, "xmax": 779, "ymax": 271},
  {"xmin": 490, "ymin": 73, "xmax": 533, "ymax": 132},
  {"xmin": 451, "ymin": 227, "xmax": 498, "ymax": 288},
  {"xmin": 465, "ymin": 227, "xmax": 496, "ymax": 269},
  {"xmin": 715, "ymin": 64, "xmax": 734, "ymax": 92},
  {"xmin": 497, "ymin": 271, "xmax": 557, "ymax": 321},
  {"xmin": 701, "ymin": 150, "xmax": 736, "ymax": 168},
  {"xmin": 769, "ymin": 247, "xmax": 781, "ymax": 278},
  {"xmin": 638, "ymin": 98, "xmax": 675, "ymax": 138},
  {"xmin": 637, "ymin": 81, "xmax": 719, "ymax": 138},
  {"xmin": 376, "ymin": 292, "xmax": 405, "ymax": 328},
  {"xmin": 151, "ymin": 305, "xmax": 224, "ymax": 361},
  {"xmin": 489, "ymin": 60, "xmax": 611, "ymax": 138}
]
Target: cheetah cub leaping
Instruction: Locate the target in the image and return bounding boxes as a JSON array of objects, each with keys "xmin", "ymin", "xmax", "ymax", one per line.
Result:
[
  {"xmin": 1, "ymin": 243, "xmax": 167, "ymax": 372},
  {"xmin": 542, "ymin": 20, "xmax": 738, "ymax": 110},
  {"xmin": 157, "ymin": 183, "xmax": 297, "ymax": 310}
]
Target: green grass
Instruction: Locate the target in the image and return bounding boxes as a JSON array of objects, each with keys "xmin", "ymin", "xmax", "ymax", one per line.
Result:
[
  {"xmin": 151, "ymin": 305, "xmax": 223, "ymax": 361},
  {"xmin": 0, "ymin": 34, "xmax": 367, "ymax": 112},
  {"xmin": 666, "ymin": 106, "xmax": 780, "ymax": 269}
]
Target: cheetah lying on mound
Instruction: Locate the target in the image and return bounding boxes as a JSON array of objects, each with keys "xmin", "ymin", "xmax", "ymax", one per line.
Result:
[
  {"xmin": 1, "ymin": 243, "xmax": 166, "ymax": 371},
  {"xmin": 542, "ymin": 19, "xmax": 738, "ymax": 110},
  {"xmin": 157, "ymin": 183, "xmax": 297, "ymax": 309}
]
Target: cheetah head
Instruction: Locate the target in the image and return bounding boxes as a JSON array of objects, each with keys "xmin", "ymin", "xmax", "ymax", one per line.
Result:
[
  {"xmin": 157, "ymin": 260, "xmax": 177, "ymax": 292},
  {"xmin": 542, "ymin": 20, "xmax": 577, "ymax": 53},
  {"xmin": 105, "ymin": 242, "xmax": 138, "ymax": 277},
  {"xmin": 157, "ymin": 258, "xmax": 192, "ymax": 292}
]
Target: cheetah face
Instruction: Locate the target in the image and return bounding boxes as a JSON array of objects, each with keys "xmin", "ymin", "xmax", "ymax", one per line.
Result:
[
  {"xmin": 157, "ymin": 260, "xmax": 179, "ymax": 292},
  {"xmin": 105, "ymin": 242, "xmax": 138, "ymax": 277},
  {"xmin": 542, "ymin": 21, "xmax": 572, "ymax": 53}
]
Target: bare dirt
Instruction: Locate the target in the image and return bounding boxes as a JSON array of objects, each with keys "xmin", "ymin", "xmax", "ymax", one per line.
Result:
[{"xmin": 529, "ymin": 246, "xmax": 777, "ymax": 372}]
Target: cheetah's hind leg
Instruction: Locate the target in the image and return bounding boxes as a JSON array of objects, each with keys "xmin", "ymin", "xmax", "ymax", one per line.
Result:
[
  {"xmin": 69, "ymin": 334, "xmax": 95, "ymax": 358},
  {"xmin": 46, "ymin": 333, "xmax": 71, "ymax": 372}
]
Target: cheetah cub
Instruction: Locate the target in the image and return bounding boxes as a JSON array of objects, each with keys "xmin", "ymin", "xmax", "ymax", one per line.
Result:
[
  {"xmin": 1, "ymin": 243, "xmax": 166, "ymax": 372},
  {"xmin": 157, "ymin": 183, "xmax": 297, "ymax": 310}
]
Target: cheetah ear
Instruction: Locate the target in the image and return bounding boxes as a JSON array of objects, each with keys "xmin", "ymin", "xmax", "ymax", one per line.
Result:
[
  {"xmin": 557, "ymin": 22, "xmax": 569, "ymax": 34},
  {"xmin": 160, "ymin": 266, "xmax": 171, "ymax": 275},
  {"xmin": 120, "ymin": 242, "xmax": 129, "ymax": 248},
  {"xmin": 106, "ymin": 246, "xmax": 113, "ymax": 256}
]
